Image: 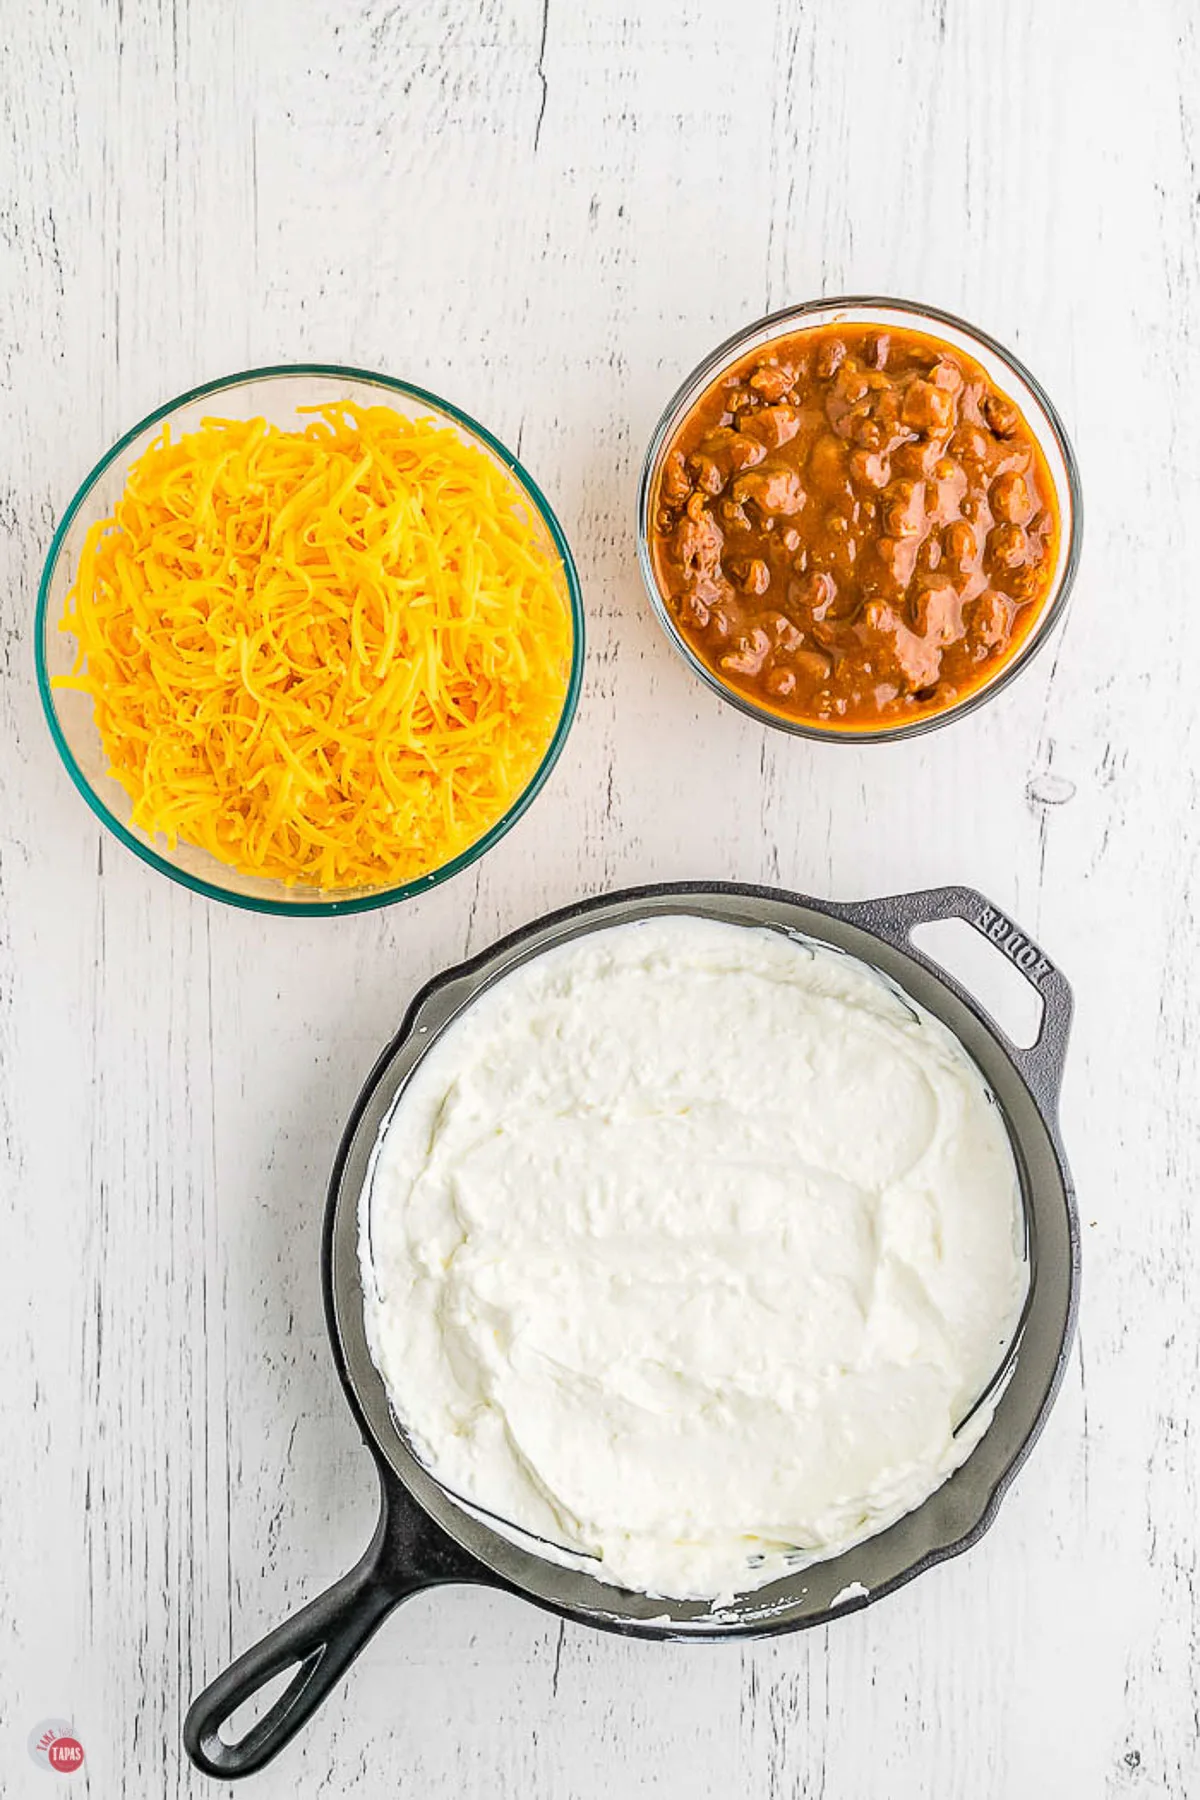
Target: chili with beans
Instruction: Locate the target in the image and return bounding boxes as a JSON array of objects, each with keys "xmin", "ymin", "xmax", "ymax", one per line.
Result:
[{"xmin": 650, "ymin": 323, "xmax": 1061, "ymax": 730}]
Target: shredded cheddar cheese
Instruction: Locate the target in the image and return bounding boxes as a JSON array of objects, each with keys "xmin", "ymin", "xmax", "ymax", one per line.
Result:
[{"xmin": 55, "ymin": 401, "xmax": 574, "ymax": 891}]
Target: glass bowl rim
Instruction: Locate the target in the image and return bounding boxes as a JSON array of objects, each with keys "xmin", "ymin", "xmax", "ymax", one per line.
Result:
[
  {"xmin": 635, "ymin": 294, "xmax": 1083, "ymax": 745},
  {"xmin": 35, "ymin": 361, "xmax": 586, "ymax": 917}
]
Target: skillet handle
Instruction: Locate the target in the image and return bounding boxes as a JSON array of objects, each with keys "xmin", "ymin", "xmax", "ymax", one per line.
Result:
[
  {"xmin": 838, "ymin": 885, "xmax": 1072, "ymax": 1119},
  {"xmin": 184, "ymin": 1475, "xmax": 484, "ymax": 1780}
]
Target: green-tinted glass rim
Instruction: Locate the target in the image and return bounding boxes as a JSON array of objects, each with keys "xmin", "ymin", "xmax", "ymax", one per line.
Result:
[{"xmin": 35, "ymin": 362, "xmax": 586, "ymax": 917}]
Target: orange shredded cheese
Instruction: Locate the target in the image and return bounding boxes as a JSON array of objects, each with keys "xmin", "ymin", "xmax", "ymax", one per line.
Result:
[{"xmin": 55, "ymin": 401, "xmax": 574, "ymax": 890}]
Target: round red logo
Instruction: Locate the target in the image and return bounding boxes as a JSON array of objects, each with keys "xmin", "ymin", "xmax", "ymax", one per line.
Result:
[
  {"xmin": 48, "ymin": 1737, "xmax": 84, "ymax": 1773},
  {"xmin": 28, "ymin": 1721, "xmax": 85, "ymax": 1776}
]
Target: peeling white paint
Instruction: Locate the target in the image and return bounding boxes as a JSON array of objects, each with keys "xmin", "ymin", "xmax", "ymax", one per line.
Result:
[{"xmin": 1, "ymin": 0, "xmax": 1197, "ymax": 1795}]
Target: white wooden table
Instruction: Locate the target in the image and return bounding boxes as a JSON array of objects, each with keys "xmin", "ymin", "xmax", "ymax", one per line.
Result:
[{"xmin": 3, "ymin": 1, "xmax": 1197, "ymax": 1793}]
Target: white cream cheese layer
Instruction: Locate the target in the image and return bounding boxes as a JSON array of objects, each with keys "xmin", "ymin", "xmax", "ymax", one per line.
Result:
[{"xmin": 361, "ymin": 916, "xmax": 1027, "ymax": 1601}]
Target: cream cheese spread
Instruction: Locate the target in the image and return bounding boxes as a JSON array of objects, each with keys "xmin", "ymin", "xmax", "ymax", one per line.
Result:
[{"xmin": 361, "ymin": 915, "xmax": 1027, "ymax": 1601}]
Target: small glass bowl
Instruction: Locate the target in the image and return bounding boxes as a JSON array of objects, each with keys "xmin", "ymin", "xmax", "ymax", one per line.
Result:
[
  {"xmin": 36, "ymin": 365, "xmax": 585, "ymax": 916},
  {"xmin": 636, "ymin": 297, "xmax": 1082, "ymax": 743}
]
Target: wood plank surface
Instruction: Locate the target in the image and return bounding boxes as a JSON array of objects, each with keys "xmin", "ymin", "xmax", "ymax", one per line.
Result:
[{"xmin": 2, "ymin": 0, "xmax": 1197, "ymax": 1792}]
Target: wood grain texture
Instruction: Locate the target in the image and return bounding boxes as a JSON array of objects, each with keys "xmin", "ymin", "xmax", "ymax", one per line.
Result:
[{"xmin": 2, "ymin": 0, "xmax": 1198, "ymax": 1792}]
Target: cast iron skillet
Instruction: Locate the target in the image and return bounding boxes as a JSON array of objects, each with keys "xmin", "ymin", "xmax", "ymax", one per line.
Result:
[{"xmin": 184, "ymin": 881, "xmax": 1078, "ymax": 1779}]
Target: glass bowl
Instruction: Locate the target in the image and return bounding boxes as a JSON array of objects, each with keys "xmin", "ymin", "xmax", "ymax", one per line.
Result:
[
  {"xmin": 636, "ymin": 297, "xmax": 1082, "ymax": 743},
  {"xmin": 36, "ymin": 365, "xmax": 584, "ymax": 916}
]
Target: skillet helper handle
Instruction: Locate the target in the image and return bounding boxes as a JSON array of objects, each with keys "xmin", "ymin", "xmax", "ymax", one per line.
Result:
[
  {"xmin": 842, "ymin": 885, "xmax": 1072, "ymax": 1118},
  {"xmin": 183, "ymin": 1516, "xmax": 405, "ymax": 1781}
]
